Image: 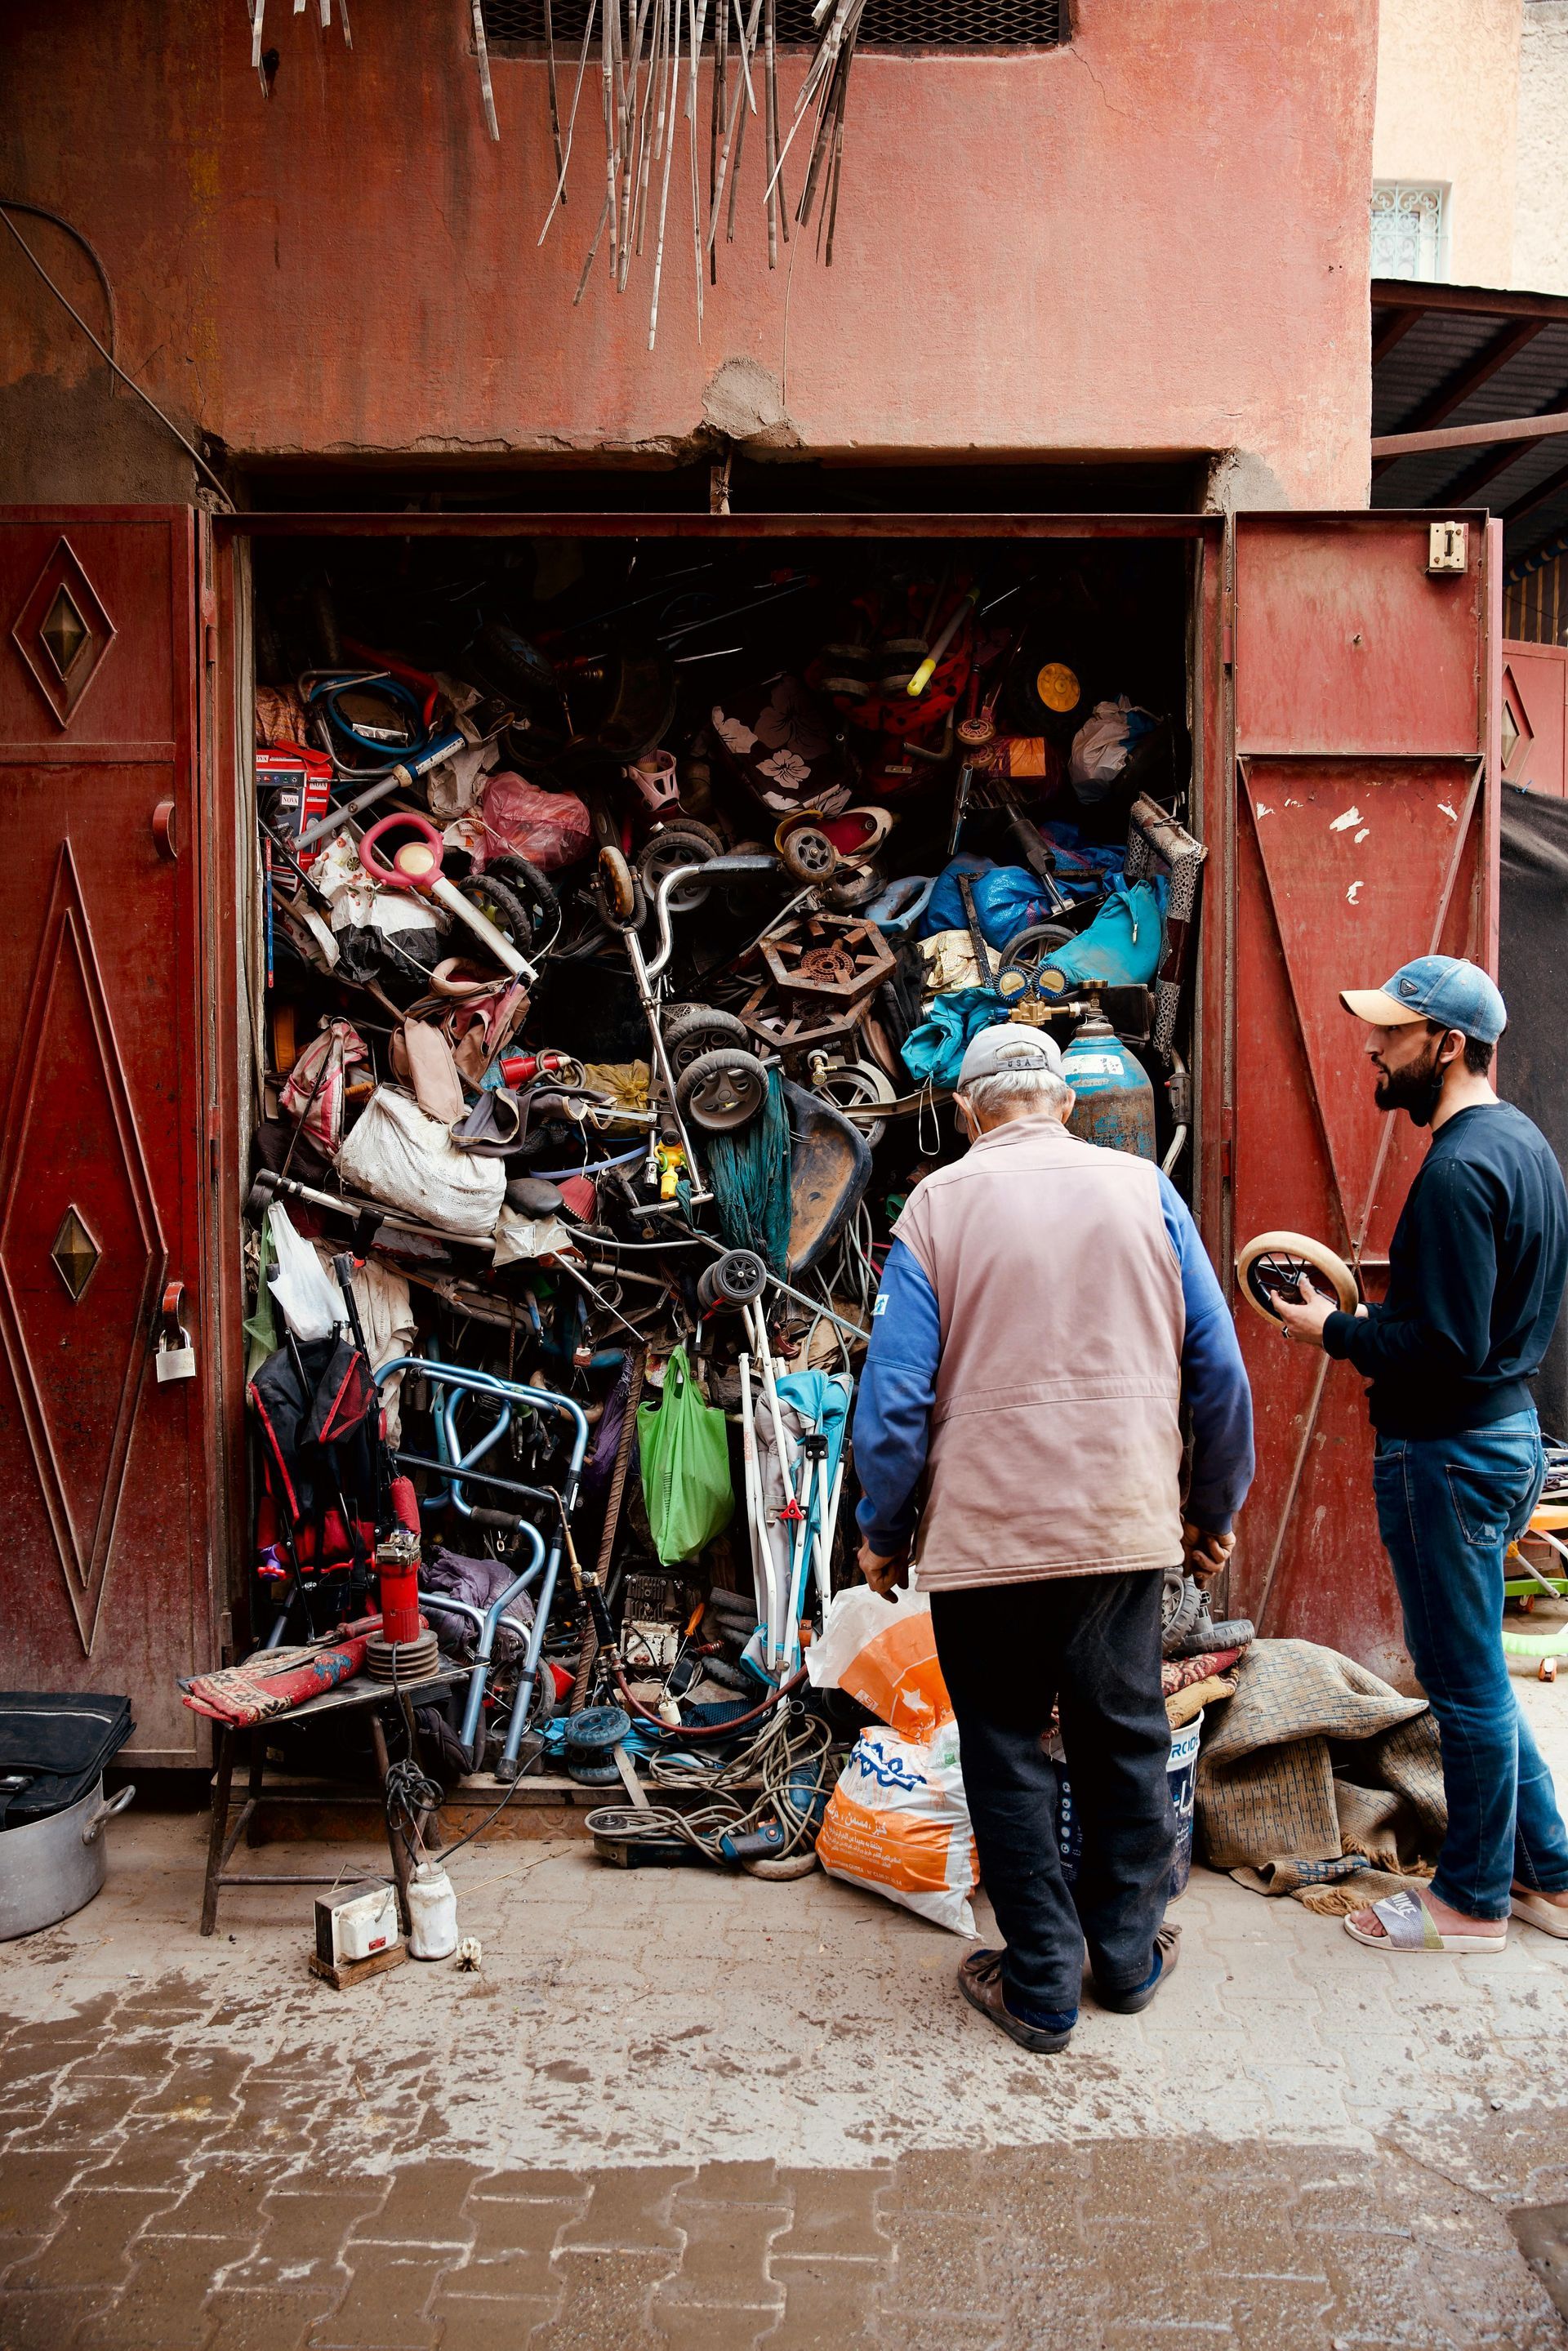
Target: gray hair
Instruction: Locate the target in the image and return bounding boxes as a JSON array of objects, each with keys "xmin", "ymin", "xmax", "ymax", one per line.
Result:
[{"xmin": 960, "ymin": 1066, "xmax": 1074, "ymax": 1124}]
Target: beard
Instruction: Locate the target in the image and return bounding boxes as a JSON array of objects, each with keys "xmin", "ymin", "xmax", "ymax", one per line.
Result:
[{"xmin": 1374, "ymin": 1036, "xmax": 1446, "ymax": 1127}]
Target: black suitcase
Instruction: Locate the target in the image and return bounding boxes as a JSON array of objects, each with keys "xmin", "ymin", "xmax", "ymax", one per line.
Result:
[{"xmin": 0, "ymin": 1694, "xmax": 135, "ymax": 1828}]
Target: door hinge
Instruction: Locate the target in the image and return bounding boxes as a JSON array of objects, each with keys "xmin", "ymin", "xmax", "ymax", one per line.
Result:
[
  {"xmin": 207, "ymin": 1105, "xmax": 221, "ymax": 1182},
  {"xmin": 1222, "ymin": 616, "xmax": 1235, "ymax": 671}
]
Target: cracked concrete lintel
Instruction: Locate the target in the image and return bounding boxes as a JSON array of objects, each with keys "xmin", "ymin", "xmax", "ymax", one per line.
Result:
[
  {"xmin": 1205, "ymin": 446, "xmax": 1293, "ymax": 513},
  {"xmin": 702, "ymin": 357, "xmax": 801, "ymax": 452}
]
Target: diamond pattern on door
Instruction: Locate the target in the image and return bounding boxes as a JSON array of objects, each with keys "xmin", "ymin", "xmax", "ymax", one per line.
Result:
[
  {"xmin": 0, "ymin": 842, "xmax": 165, "ymax": 1651},
  {"xmin": 11, "ymin": 537, "xmax": 116, "ymax": 726}
]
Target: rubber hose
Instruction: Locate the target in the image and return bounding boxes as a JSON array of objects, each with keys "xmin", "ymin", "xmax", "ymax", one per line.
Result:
[
  {"xmin": 608, "ymin": 1659, "xmax": 808, "ymax": 1742},
  {"xmin": 742, "ymin": 1850, "xmax": 820, "ymax": 1881}
]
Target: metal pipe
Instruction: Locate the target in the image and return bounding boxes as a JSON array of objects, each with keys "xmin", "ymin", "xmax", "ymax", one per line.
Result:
[
  {"xmin": 373, "ymin": 1360, "xmax": 590, "ymax": 1774},
  {"xmin": 454, "ymin": 1521, "xmax": 546, "ymax": 1764}
]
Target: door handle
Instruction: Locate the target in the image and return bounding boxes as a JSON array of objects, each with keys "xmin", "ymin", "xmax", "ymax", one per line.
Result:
[{"xmin": 153, "ymin": 801, "xmax": 178, "ymax": 860}]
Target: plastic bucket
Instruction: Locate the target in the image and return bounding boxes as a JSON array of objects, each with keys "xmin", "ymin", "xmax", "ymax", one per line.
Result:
[
  {"xmin": 1165, "ymin": 1710, "xmax": 1204, "ymax": 1899},
  {"xmin": 1055, "ymin": 1711, "xmax": 1204, "ymax": 1903}
]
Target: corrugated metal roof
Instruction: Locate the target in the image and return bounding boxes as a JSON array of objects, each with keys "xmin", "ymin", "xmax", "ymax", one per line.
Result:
[{"xmin": 1370, "ymin": 283, "xmax": 1568, "ymax": 563}]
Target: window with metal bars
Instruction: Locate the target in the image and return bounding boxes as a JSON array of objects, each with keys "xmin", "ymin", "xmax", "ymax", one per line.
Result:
[{"xmin": 481, "ymin": 1, "xmax": 1067, "ymax": 47}]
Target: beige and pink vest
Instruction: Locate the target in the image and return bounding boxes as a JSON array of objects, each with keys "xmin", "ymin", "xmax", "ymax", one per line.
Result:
[{"xmin": 890, "ymin": 1114, "xmax": 1187, "ymax": 1591}]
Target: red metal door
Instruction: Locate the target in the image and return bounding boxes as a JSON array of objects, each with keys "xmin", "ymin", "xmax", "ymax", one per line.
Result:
[
  {"xmin": 0, "ymin": 509, "xmax": 216, "ymax": 1761},
  {"xmin": 1221, "ymin": 514, "xmax": 1494, "ymax": 1682},
  {"xmin": 1500, "ymin": 640, "xmax": 1568, "ymax": 798}
]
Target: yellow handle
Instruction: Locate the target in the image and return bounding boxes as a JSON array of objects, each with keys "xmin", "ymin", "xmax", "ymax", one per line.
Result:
[{"xmin": 906, "ymin": 655, "xmax": 938, "ymax": 699}]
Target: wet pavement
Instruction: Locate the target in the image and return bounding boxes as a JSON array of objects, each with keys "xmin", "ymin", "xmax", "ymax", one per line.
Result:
[{"xmin": 2, "ymin": 1672, "xmax": 1567, "ymax": 2349}]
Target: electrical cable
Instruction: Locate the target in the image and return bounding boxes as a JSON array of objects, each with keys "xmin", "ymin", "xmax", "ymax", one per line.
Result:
[
  {"xmin": 0, "ymin": 198, "xmax": 117, "ymax": 362},
  {"xmin": 595, "ymin": 1699, "xmax": 833, "ymax": 1873},
  {"xmin": 0, "ymin": 200, "xmax": 234, "ymax": 510}
]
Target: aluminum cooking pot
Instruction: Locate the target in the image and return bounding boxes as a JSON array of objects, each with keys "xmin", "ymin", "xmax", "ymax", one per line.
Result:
[{"xmin": 0, "ymin": 1776, "xmax": 135, "ymax": 1941}]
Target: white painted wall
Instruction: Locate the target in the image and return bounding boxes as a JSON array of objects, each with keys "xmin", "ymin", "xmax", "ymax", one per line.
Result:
[
  {"xmin": 1374, "ymin": 0, "xmax": 1522, "ymax": 287},
  {"xmin": 1515, "ymin": 1, "xmax": 1568, "ymax": 293}
]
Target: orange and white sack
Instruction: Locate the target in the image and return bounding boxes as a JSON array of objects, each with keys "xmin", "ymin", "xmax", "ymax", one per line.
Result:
[
  {"xmin": 816, "ymin": 1721, "xmax": 978, "ymax": 1937},
  {"xmin": 805, "ymin": 1583, "xmax": 953, "ymax": 1743}
]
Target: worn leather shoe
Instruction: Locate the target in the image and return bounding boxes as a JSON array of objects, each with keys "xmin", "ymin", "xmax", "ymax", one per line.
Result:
[
  {"xmin": 957, "ymin": 1948, "xmax": 1075, "ymax": 2053},
  {"xmin": 1095, "ymin": 1922, "xmax": 1181, "ymax": 2014}
]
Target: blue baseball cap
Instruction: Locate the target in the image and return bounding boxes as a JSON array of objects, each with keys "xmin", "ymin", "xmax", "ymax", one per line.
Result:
[{"xmin": 1340, "ymin": 955, "xmax": 1507, "ymax": 1045}]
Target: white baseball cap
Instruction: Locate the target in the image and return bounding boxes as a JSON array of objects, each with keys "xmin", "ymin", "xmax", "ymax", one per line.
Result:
[{"xmin": 956, "ymin": 1023, "xmax": 1065, "ymax": 1090}]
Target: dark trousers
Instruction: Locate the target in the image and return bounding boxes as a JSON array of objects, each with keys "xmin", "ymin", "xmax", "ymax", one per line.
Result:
[{"xmin": 930, "ymin": 1569, "xmax": 1174, "ymax": 2015}]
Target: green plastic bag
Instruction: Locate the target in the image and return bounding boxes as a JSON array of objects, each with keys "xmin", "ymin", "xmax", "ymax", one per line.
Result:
[{"xmin": 636, "ymin": 1347, "xmax": 734, "ymax": 1565}]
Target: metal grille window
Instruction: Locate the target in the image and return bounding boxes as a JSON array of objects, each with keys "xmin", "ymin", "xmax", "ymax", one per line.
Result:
[
  {"xmin": 481, "ymin": 1, "xmax": 1067, "ymax": 47},
  {"xmin": 1370, "ymin": 182, "xmax": 1449, "ymax": 283}
]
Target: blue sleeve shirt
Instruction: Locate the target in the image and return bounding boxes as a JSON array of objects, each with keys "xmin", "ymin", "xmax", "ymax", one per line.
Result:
[{"xmin": 853, "ymin": 1172, "xmax": 1254, "ymax": 1556}]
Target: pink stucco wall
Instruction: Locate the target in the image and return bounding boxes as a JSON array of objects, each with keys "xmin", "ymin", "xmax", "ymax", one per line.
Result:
[{"xmin": 0, "ymin": 0, "xmax": 1375, "ymax": 502}]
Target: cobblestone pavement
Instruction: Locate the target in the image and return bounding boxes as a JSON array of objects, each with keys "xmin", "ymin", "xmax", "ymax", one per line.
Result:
[{"xmin": 2, "ymin": 1673, "xmax": 1566, "ymax": 2348}]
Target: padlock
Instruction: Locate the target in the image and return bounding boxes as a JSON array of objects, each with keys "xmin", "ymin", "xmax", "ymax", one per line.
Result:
[{"xmin": 155, "ymin": 1323, "xmax": 198, "ymax": 1383}]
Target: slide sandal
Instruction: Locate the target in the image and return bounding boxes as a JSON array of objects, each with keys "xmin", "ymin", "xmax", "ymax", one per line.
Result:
[
  {"xmin": 1342, "ymin": 1889, "xmax": 1507, "ymax": 1955},
  {"xmin": 1511, "ymin": 1889, "xmax": 1568, "ymax": 1940}
]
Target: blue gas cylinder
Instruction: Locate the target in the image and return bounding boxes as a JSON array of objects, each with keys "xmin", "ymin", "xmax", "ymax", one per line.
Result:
[{"xmin": 1062, "ymin": 1008, "xmax": 1156, "ymax": 1160}]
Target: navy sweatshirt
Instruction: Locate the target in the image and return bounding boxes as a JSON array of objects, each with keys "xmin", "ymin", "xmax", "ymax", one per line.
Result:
[
  {"xmin": 854, "ymin": 1171, "xmax": 1254, "ymax": 1557},
  {"xmin": 1322, "ymin": 1101, "xmax": 1568, "ymax": 1439}
]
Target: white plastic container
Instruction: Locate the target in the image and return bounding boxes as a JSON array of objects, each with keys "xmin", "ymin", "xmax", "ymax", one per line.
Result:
[{"xmin": 407, "ymin": 1861, "xmax": 459, "ymax": 1960}]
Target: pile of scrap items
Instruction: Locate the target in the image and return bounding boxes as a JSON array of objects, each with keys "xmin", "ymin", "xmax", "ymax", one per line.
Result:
[{"xmin": 229, "ymin": 536, "xmax": 1209, "ymax": 1878}]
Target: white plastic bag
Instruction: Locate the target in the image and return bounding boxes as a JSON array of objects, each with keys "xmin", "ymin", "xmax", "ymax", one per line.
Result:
[
  {"xmin": 336, "ymin": 1087, "xmax": 505, "ymax": 1240},
  {"xmin": 1068, "ymin": 695, "xmax": 1156, "ymax": 802},
  {"xmin": 266, "ymin": 1203, "xmax": 345, "ymax": 1341},
  {"xmin": 807, "ymin": 1583, "xmax": 953, "ymax": 1743},
  {"xmin": 492, "ymin": 1208, "xmax": 579, "ymax": 1265},
  {"xmin": 816, "ymin": 1720, "xmax": 978, "ymax": 1936}
]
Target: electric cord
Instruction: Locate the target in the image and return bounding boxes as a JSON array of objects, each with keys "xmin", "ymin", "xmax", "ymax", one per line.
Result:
[
  {"xmin": 1, "ymin": 200, "xmax": 234, "ymax": 509},
  {"xmin": 603, "ymin": 1700, "xmax": 834, "ymax": 1876}
]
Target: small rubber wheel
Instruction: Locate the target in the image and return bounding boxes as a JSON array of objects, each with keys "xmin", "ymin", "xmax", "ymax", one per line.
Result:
[
  {"xmin": 809, "ymin": 1058, "xmax": 895, "ymax": 1151},
  {"xmin": 639, "ymin": 821, "xmax": 725, "ymax": 915},
  {"xmin": 456, "ymin": 870, "xmax": 534, "ymax": 955},
  {"xmin": 676, "ymin": 1047, "xmax": 769, "ymax": 1132},
  {"xmin": 595, "ymin": 844, "xmax": 645, "ymax": 931},
  {"xmin": 779, "ymin": 826, "xmax": 838, "ymax": 886},
  {"xmin": 1161, "ymin": 1569, "xmax": 1205, "ymax": 1646},
  {"xmin": 662, "ymin": 1003, "xmax": 753, "ymax": 1075},
  {"xmin": 1236, "ymin": 1231, "xmax": 1359, "ymax": 1326},
  {"xmin": 996, "ymin": 922, "xmax": 1076, "ymax": 1002}
]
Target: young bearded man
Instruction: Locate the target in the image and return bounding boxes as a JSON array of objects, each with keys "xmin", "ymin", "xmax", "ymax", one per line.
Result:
[{"xmin": 1275, "ymin": 955, "xmax": 1568, "ymax": 1956}]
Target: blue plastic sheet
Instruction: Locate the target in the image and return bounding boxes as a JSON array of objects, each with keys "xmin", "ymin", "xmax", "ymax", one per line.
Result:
[
  {"xmin": 918, "ymin": 857, "xmax": 1060, "ymax": 949},
  {"xmin": 898, "ymin": 986, "xmax": 1009, "ymax": 1089},
  {"xmin": 1035, "ymin": 879, "xmax": 1166, "ymax": 997}
]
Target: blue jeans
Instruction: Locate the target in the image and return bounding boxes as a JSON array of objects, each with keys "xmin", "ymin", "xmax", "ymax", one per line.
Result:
[{"xmin": 1373, "ymin": 1408, "xmax": 1568, "ymax": 1919}]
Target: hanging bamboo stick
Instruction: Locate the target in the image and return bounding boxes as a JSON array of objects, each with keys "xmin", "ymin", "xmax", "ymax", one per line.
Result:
[
  {"xmin": 538, "ymin": 0, "xmax": 600, "ymax": 241},
  {"xmin": 471, "ymin": 0, "xmax": 501, "ymax": 141},
  {"xmin": 712, "ymin": 0, "xmax": 761, "ymax": 251},
  {"xmin": 543, "ymin": 0, "xmax": 566, "ymax": 197},
  {"xmin": 575, "ymin": 194, "xmax": 612, "ymax": 302},
  {"xmin": 686, "ymin": 0, "xmax": 710, "ymax": 336},
  {"xmin": 648, "ymin": 0, "xmax": 683, "ymax": 345},
  {"xmin": 632, "ymin": 0, "xmax": 666, "ymax": 255}
]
